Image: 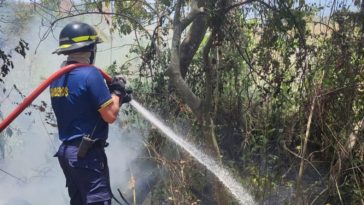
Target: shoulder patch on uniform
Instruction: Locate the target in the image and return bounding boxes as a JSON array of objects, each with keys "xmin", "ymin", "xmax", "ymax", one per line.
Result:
[{"xmin": 50, "ymin": 87, "xmax": 69, "ymax": 97}]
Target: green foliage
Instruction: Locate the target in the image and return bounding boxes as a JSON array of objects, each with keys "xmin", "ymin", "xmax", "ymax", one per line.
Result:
[
  {"xmin": 0, "ymin": 50, "xmax": 14, "ymax": 82},
  {"xmin": 0, "ymin": 39, "xmax": 29, "ymax": 83},
  {"xmin": 14, "ymin": 39, "xmax": 29, "ymax": 58},
  {"xmin": 160, "ymin": 0, "xmax": 172, "ymax": 7},
  {"xmin": 181, "ymin": 1, "xmax": 363, "ymax": 204},
  {"xmin": 113, "ymin": 1, "xmax": 152, "ymax": 36}
]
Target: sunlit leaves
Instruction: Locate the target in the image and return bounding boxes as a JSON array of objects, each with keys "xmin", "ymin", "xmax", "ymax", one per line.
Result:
[{"xmin": 113, "ymin": 0, "xmax": 153, "ymax": 36}]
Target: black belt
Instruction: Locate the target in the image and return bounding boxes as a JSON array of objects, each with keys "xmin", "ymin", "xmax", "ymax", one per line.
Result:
[
  {"xmin": 62, "ymin": 138, "xmax": 108, "ymax": 147},
  {"xmin": 63, "ymin": 138, "xmax": 82, "ymax": 146}
]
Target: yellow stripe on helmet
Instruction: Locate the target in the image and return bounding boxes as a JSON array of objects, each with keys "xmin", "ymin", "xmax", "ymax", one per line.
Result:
[
  {"xmin": 72, "ymin": 35, "xmax": 97, "ymax": 43},
  {"xmin": 59, "ymin": 44, "xmax": 71, "ymax": 48}
]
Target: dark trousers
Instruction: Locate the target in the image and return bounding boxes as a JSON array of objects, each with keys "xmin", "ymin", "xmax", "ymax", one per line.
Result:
[{"xmin": 56, "ymin": 141, "xmax": 112, "ymax": 205}]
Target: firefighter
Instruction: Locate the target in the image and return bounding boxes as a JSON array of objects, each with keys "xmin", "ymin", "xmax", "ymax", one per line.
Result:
[{"xmin": 51, "ymin": 21, "xmax": 131, "ymax": 205}]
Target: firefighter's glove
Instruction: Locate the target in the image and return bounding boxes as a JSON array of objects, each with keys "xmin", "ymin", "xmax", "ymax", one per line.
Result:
[
  {"xmin": 122, "ymin": 87, "xmax": 133, "ymax": 104},
  {"xmin": 108, "ymin": 75, "xmax": 132, "ymax": 104}
]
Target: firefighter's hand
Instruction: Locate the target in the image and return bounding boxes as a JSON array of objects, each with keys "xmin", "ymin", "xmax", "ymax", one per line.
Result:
[{"xmin": 108, "ymin": 75, "xmax": 126, "ymax": 98}]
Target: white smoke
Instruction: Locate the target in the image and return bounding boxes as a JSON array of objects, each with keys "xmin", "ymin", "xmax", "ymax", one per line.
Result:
[{"xmin": 0, "ymin": 2, "xmax": 145, "ymax": 205}]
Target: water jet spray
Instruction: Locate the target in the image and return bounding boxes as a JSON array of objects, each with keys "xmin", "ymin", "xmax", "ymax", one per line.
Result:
[{"xmin": 130, "ymin": 100, "xmax": 255, "ymax": 204}]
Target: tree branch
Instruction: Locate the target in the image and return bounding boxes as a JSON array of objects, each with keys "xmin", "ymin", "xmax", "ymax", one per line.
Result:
[
  {"xmin": 166, "ymin": 0, "xmax": 202, "ymax": 117},
  {"xmin": 216, "ymin": 0, "xmax": 277, "ymax": 14},
  {"xmin": 49, "ymin": 11, "xmax": 141, "ymax": 28},
  {"xmin": 180, "ymin": 15, "xmax": 208, "ymax": 78},
  {"xmin": 34, "ymin": 10, "xmax": 152, "ymax": 53},
  {"xmin": 181, "ymin": 7, "xmax": 205, "ymax": 30}
]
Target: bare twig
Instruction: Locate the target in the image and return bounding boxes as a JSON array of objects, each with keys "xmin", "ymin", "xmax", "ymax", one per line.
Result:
[
  {"xmin": 296, "ymin": 71, "xmax": 325, "ymax": 199},
  {"xmin": 283, "ymin": 141, "xmax": 322, "ymax": 178},
  {"xmin": 0, "ymin": 168, "xmax": 26, "ymax": 183},
  {"xmin": 309, "ymin": 187, "xmax": 328, "ymax": 205}
]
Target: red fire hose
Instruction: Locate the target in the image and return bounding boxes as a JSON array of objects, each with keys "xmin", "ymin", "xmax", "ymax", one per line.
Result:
[{"xmin": 0, "ymin": 64, "xmax": 112, "ymax": 133}]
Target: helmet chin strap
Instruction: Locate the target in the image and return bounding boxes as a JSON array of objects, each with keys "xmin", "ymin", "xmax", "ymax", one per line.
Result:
[{"xmin": 90, "ymin": 45, "xmax": 97, "ymax": 64}]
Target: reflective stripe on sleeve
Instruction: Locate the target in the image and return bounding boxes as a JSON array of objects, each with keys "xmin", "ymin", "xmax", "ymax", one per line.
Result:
[{"xmin": 98, "ymin": 99, "xmax": 113, "ymax": 111}]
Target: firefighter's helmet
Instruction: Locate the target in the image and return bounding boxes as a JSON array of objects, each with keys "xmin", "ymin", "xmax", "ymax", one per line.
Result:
[{"xmin": 53, "ymin": 22, "xmax": 102, "ymax": 55}]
